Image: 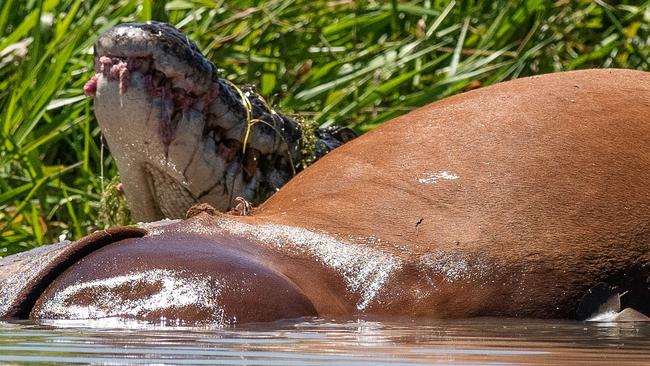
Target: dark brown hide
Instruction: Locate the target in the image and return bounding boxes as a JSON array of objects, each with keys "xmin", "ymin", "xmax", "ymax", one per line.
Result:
[
  {"xmin": 3, "ymin": 69, "xmax": 649, "ymax": 323},
  {"xmin": 0, "ymin": 227, "xmax": 145, "ymax": 318},
  {"xmin": 254, "ymin": 69, "xmax": 650, "ymax": 318},
  {"xmin": 31, "ymin": 229, "xmax": 317, "ymax": 324}
]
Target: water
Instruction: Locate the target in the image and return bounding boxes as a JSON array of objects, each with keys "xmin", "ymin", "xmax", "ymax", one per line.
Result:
[{"xmin": 0, "ymin": 318, "xmax": 649, "ymax": 365}]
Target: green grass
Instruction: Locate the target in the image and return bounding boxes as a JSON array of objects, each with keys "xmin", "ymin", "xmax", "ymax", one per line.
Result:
[{"xmin": 1, "ymin": 0, "xmax": 649, "ymax": 255}]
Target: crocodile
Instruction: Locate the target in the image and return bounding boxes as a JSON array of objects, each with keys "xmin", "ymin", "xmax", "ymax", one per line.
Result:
[
  {"xmin": 83, "ymin": 21, "xmax": 354, "ymax": 221},
  {"xmin": 1, "ymin": 23, "xmax": 649, "ymax": 326}
]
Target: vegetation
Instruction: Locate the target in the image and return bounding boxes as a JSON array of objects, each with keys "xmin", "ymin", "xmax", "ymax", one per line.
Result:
[{"xmin": 1, "ymin": 0, "xmax": 649, "ymax": 255}]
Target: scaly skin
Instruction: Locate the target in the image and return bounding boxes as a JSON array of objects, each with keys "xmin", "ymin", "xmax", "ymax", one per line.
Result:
[
  {"xmin": 85, "ymin": 22, "xmax": 353, "ymax": 221},
  {"xmin": 1, "ymin": 69, "xmax": 649, "ymax": 326}
]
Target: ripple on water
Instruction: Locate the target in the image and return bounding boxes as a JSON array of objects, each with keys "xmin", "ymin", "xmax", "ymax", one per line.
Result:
[{"xmin": 0, "ymin": 318, "xmax": 649, "ymax": 365}]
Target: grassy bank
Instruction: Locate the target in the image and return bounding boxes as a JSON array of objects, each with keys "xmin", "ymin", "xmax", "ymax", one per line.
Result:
[{"xmin": 1, "ymin": 0, "xmax": 648, "ymax": 255}]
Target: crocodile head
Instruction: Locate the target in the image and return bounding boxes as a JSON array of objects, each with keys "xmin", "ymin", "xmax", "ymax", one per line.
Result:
[{"xmin": 85, "ymin": 22, "xmax": 306, "ymax": 222}]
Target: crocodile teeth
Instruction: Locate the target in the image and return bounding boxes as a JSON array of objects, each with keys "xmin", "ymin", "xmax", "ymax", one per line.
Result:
[{"xmin": 90, "ymin": 23, "xmax": 302, "ymax": 221}]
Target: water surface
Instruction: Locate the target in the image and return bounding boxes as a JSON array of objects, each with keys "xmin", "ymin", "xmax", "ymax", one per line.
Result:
[{"xmin": 0, "ymin": 318, "xmax": 649, "ymax": 365}]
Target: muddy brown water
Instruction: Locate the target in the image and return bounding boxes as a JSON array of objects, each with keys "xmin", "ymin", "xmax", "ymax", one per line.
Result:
[{"xmin": 0, "ymin": 318, "xmax": 648, "ymax": 365}]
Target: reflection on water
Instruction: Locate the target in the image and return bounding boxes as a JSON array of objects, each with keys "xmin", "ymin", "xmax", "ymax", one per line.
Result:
[{"xmin": 0, "ymin": 318, "xmax": 649, "ymax": 365}]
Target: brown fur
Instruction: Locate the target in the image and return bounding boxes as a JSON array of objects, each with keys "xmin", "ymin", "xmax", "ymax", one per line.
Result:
[
  {"xmin": 252, "ymin": 68, "xmax": 650, "ymax": 317},
  {"xmin": 32, "ymin": 231, "xmax": 317, "ymax": 324},
  {"xmin": 0, "ymin": 227, "xmax": 145, "ymax": 318},
  {"xmin": 10, "ymin": 69, "xmax": 650, "ymax": 323}
]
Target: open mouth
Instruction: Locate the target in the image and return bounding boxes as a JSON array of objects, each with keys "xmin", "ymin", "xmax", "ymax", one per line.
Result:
[{"xmin": 85, "ymin": 22, "xmax": 302, "ymax": 221}]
